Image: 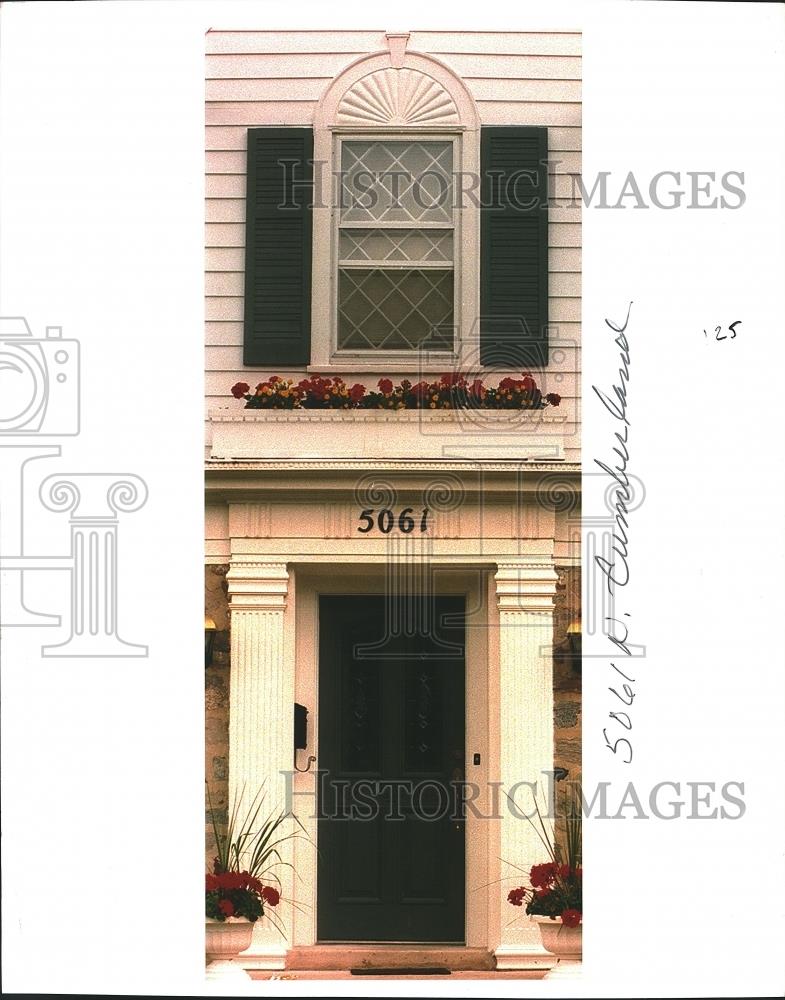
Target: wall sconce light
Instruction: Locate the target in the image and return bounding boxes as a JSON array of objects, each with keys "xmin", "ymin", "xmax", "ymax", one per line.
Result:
[
  {"xmin": 567, "ymin": 619, "xmax": 581, "ymax": 672},
  {"xmin": 205, "ymin": 616, "xmax": 217, "ymax": 667}
]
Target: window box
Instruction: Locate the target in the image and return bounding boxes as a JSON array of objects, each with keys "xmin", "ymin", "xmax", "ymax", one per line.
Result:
[{"xmin": 208, "ymin": 408, "xmax": 569, "ymax": 462}]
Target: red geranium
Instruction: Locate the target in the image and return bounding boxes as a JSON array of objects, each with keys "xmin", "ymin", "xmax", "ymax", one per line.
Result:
[
  {"xmin": 218, "ymin": 899, "xmax": 235, "ymax": 917},
  {"xmin": 261, "ymin": 886, "xmax": 281, "ymax": 907},
  {"xmin": 378, "ymin": 378, "xmax": 393, "ymax": 395},
  {"xmin": 560, "ymin": 909, "xmax": 582, "ymax": 927},
  {"xmin": 231, "ymin": 381, "xmax": 250, "ymax": 399},
  {"xmin": 530, "ymin": 862, "xmax": 557, "ymax": 889},
  {"xmin": 507, "ymin": 887, "xmax": 527, "ymax": 907},
  {"xmin": 350, "ymin": 383, "xmax": 366, "ymax": 403}
]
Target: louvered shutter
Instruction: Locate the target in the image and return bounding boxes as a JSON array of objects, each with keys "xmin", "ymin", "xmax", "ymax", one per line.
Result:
[
  {"xmin": 243, "ymin": 128, "xmax": 313, "ymax": 366},
  {"xmin": 480, "ymin": 127, "xmax": 549, "ymax": 368}
]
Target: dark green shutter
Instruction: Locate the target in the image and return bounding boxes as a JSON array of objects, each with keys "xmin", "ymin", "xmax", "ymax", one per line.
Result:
[
  {"xmin": 480, "ymin": 126, "xmax": 548, "ymax": 368},
  {"xmin": 243, "ymin": 127, "xmax": 313, "ymax": 366}
]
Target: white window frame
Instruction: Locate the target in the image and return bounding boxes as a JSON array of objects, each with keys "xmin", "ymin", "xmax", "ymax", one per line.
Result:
[
  {"xmin": 330, "ymin": 130, "xmax": 462, "ymax": 363},
  {"xmin": 310, "ymin": 50, "xmax": 481, "ymax": 374}
]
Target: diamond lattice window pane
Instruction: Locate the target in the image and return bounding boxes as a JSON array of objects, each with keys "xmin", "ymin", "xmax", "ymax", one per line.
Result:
[
  {"xmin": 339, "ymin": 228, "xmax": 453, "ymax": 263},
  {"xmin": 340, "ymin": 141, "xmax": 453, "ymax": 224},
  {"xmin": 338, "ymin": 268, "xmax": 454, "ymax": 351}
]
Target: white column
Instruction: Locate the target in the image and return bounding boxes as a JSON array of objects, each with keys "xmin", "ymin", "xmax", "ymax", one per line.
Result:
[
  {"xmin": 494, "ymin": 557, "xmax": 558, "ymax": 970},
  {"xmin": 226, "ymin": 560, "xmax": 292, "ymax": 970}
]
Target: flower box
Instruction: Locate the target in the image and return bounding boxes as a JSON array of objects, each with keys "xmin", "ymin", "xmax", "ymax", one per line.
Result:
[{"xmin": 208, "ymin": 408, "xmax": 569, "ymax": 462}]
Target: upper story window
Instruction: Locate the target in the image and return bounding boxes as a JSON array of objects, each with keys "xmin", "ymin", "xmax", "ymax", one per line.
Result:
[
  {"xmin": 242, "ymin": 44, "xmax": 550, "ymax": 373},
  {"xmin": 336, "ymin": 136, "xmax": 456, "ymax": 354}
]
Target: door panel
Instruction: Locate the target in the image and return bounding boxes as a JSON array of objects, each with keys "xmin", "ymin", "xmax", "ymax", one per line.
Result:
[{"xmin": 318, "ymin": 595, "xmax": 466, "ymax": 942}]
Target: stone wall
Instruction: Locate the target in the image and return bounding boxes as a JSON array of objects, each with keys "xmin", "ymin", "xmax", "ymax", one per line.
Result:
[{"xmin": 205, "ymin": 564, "xmax": 230, "ymax": 866}]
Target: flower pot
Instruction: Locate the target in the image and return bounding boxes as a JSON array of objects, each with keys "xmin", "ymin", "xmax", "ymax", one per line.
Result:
[
  {"xmin": 205, "ymin": 917, "xmax": 254, "ymax": 982},
  {"xmin": 534, "ymin": 916, "xmax": 582, "ymax": 979}
]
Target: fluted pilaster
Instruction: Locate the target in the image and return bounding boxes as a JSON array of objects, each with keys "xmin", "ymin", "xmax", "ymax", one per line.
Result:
[
  {"xmin": 494, "ymin": 558, "xmax": 558, "ymax": 969},
  {"xmin": 226, "ymin": 560, "xmax": 291, "ymax": 968}
]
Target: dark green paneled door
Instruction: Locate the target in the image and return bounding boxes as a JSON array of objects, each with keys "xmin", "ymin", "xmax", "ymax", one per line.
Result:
[{"xmin": 317, "ymin": 595, "xmax": 466, "ymax": 942}]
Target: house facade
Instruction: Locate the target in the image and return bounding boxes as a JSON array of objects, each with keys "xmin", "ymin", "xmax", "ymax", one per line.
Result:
[{"xmin": 205, "ymin": 28, "xmax": 581, "ymax": 972}]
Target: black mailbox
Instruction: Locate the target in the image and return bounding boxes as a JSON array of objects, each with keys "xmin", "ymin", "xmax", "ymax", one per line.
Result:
[{"xmin": 294, "ymin": 703, "xmax": 308, "ymax": 750}]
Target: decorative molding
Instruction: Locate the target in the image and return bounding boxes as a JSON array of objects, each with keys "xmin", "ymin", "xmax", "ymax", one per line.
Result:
[
  {"xmin": 226, "ymin": 560, "xmax": 289, "ymax": 611},
  {"xmin": 495, "ymin": 558, "xmax": 559, "ymax": 613},
  {"xmin": 209, "ymin": 409, "xmax": 566, "ymax": 426},
  {"xmin": 207, "ymin": 459, "xmax": 579, "ymax": 474},
  {"xmin": 228, "ymin": 502, "xmax": 271, "ymax": 539},
  {"xmin": 313, "ymin": 51, "xmax": 480, "ymax": 131},
  {"xmin": 385, "ymin": 32, "xmax": 410, "ymax": 68},
  {"xmin": 336, "ymin": 67, "xmax": 459, "ymax": 127}
]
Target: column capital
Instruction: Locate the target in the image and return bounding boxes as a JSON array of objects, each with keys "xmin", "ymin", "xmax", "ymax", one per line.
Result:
[
  {"xmin": 226, "ymin": 560, "xmax": 289, "ymax": 611},
  {"xmin": 495, "ymin": 557, "xmax": 558, "ymax": 613}
]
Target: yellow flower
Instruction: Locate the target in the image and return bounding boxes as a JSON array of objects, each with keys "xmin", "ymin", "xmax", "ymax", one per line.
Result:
[{"xmin": 429, "ymin": 402, "xmax": 436, "ymax": 409}]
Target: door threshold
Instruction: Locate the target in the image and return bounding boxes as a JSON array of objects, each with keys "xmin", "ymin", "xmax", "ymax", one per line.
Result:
[{"xmin": 287, "ymin": 945, "xmax": 495, "ymax": 971}]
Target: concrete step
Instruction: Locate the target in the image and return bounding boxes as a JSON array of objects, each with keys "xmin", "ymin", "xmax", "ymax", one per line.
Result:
[{"xmin": 286, "ymin": 945, "xmax": 495, "ymax": 972}]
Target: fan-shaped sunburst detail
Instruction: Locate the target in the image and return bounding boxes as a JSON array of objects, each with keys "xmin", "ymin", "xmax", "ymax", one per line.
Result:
[{"xmin": 336, "ymin": 68, "xmax": 459, "ymax": 126}]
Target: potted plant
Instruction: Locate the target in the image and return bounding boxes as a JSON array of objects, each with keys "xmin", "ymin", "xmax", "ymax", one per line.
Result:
[
  {"xmin": 506, "ymin": 781, "xmax": 582, "ymax": 979},
  {"xmin": 205, "ymin": 786, "xmax": 299, "ymax": 983}
]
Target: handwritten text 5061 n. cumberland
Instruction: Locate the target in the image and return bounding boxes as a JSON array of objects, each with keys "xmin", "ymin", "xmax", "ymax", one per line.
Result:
[{"xmin": 592, "ymin": 303, "xmax": 637, "ymax": 764}]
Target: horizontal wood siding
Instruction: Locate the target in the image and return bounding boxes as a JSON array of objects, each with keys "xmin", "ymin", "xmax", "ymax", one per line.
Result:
[{"xmin": 205, "ymin": 29, "xmax": 581, "ymax": 454}]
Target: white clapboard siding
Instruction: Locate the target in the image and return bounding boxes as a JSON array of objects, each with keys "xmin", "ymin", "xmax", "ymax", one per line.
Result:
[
  {"xmin": 205, "ymin": 29, "xmax": 582, "ymax": 424},
  {"xmin": 205, "ymin": 319, "xmax": 583, "ymax": 349},
  {"xmin": 206, "ymin": 52, "xmax": 582, "ymax": 81},
  {"xmin": 206, "ymin": 77, "xmax": 582, "ymax": 104},
  {"xmin": 207, "ymin": 125, "xmax": 582, "ymax": 152}
]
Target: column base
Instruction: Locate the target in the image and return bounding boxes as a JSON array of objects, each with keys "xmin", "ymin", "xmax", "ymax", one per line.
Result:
[
  {"xmin": 239, "ymin": 944, "xmax": 287, "ymax": 972},
  {"xmin": 494, "ymin": 945, "xmax": 555, "ymax": 971}
]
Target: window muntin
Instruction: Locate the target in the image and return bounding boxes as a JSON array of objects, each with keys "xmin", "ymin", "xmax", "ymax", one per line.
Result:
[{"xmin": 336, "ymin": 138, "xmax": 457, "ymax": 354}]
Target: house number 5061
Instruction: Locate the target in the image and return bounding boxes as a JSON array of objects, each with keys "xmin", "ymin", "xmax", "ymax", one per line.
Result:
[{"xmin": 357, "ymin": 508, "xmax": 430, "ymax": 534}]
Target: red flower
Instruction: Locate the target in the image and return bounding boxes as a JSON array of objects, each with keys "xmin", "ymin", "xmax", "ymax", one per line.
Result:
[
  {"xmin": 411, "ymin": 381, "xmax": 430, "ymax": 399},
  {"xmin": 521, "ymin": 374, "xmax": 536, "ymax": 392},
  {"xmin": 350, "ymin": 383, "xmax": 366, "ymax": 403},
  {"xmin": 559, "ymin": 864, "xmax": 572, "ymax": 879},
  {"xmin": 470, "ymin": 379, "xmax": 485, "ymax": 397},
  {"xmin": 218, "ymin": 899, "xmax": 235, "ymax": 917},
  {"xmin": 378, "ymin": 378, "xmax": 394, "ymax": 395},
  {"xmin": 231, "ymin": 381, "xmax": 250, "ymax": 399},
  {"xmin": 440, "ymin": 372, "xmax": 466, "ymax": 387},
  {"xmin": 269, "ymin": 375, "xmax": 280, "ymax": 383},
  {"xmin": 545, "ymin": 393, "xmax": 561, "ymax": 406},
  {"xmin": 507, "ymin": 887, "xmax": 527, "ymax": 907},
  {"xmin": 530, "ymin": 862, "xmax": 557, "ymax": 889},
  {"xmin": 205, "ymin": 873, "xmax": 218, "ymax": 891},
  {"xmin": 262, "ymin": 886, "xmax": 280, "ymax": 907},
  {"xmin": 560, "ymin": 909, "xmax": 582, "ymax": 927},
  {"xmin": 498, "ymin": 377, "xmax": 517, "ymax": 391}
]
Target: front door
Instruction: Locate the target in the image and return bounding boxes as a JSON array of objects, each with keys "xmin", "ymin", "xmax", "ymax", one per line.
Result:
[{"xmin": 317, "ymin": 595, "xmax": 466, "ymax": 942}]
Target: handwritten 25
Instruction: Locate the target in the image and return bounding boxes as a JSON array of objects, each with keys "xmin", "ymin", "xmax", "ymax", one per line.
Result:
[{"xmin": 705, "ymin": 321, "xmax": 741, "ymax": 340}]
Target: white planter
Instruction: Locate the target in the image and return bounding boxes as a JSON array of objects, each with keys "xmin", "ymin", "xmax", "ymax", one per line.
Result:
[
  {"xmin": 205, "ymin": 917, "xmax": 254, "ymax": 983},
  {"xmin": 534, "ymin": 915, "xmax": 582, "ymax": 979},
  {"xmin": 209, "ymin": 408, "xmax": 568, "ymax": 463}
]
